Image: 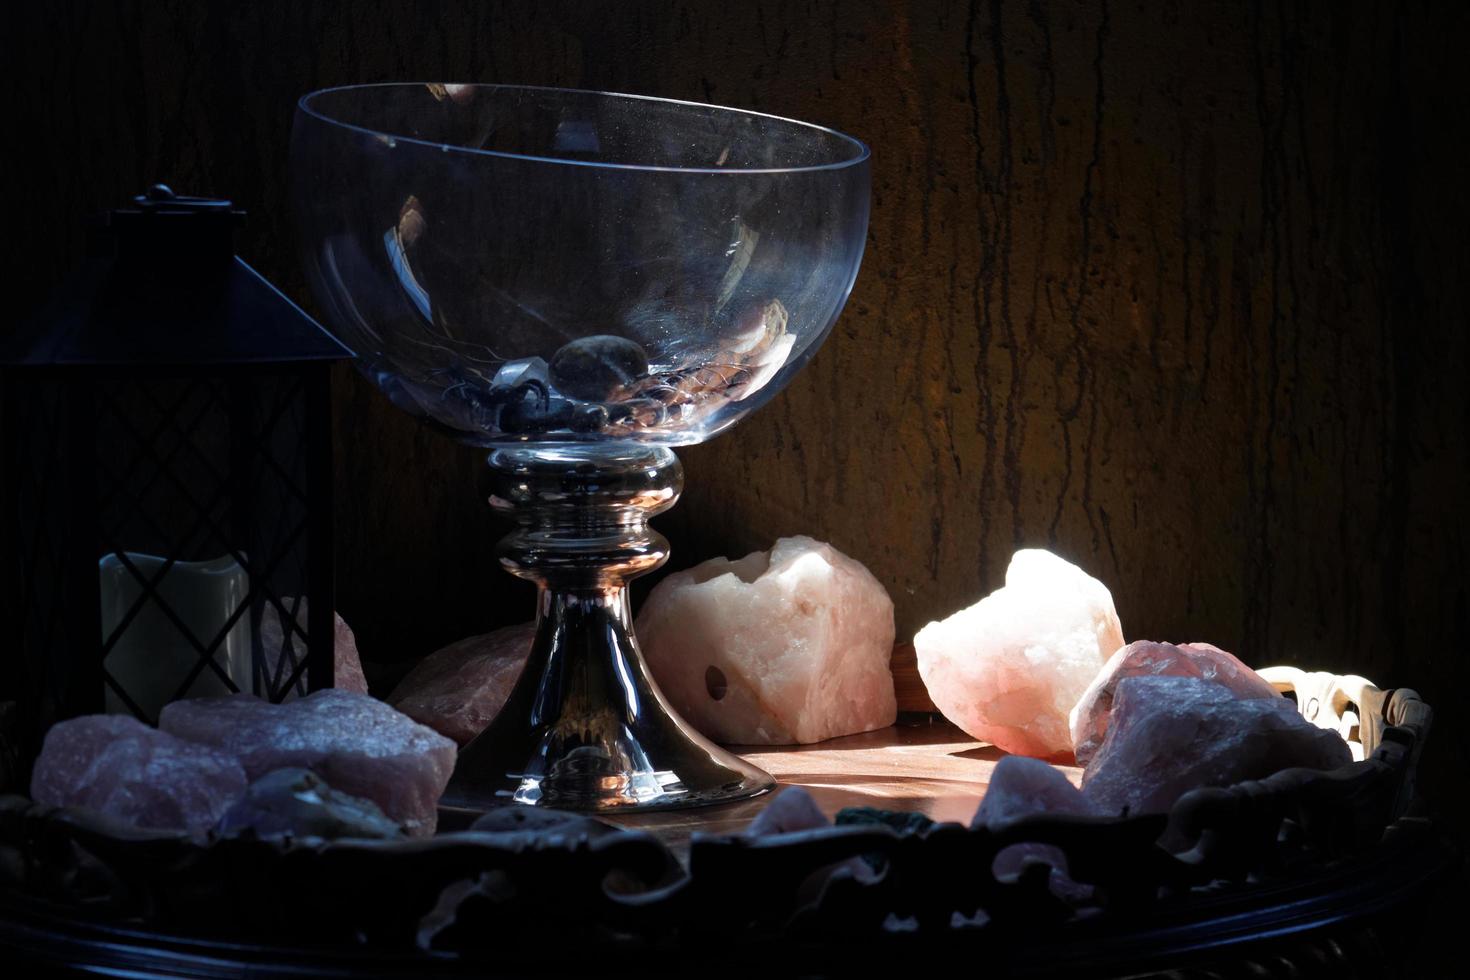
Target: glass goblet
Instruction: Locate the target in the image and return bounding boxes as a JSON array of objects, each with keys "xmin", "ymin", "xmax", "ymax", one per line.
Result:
[{"xmin": 292, "ymin": 83, "xmax": 870, "ymax": 812}]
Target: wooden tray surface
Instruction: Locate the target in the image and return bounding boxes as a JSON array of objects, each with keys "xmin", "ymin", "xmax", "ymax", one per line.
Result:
[{"xmin": 607, "ymin": 715, "xmax": 1025, "ymax": 853}]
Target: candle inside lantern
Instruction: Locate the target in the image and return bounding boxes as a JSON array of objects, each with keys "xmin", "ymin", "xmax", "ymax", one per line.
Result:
[{"xmin": 98, "ymin": 552, "xmax": 252, "ymax": 721}]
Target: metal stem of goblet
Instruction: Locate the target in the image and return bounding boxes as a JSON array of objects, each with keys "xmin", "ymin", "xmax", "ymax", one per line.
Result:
[{"xmin": 441, "ymin": 444, "xmax": 774, "ymax": 813}]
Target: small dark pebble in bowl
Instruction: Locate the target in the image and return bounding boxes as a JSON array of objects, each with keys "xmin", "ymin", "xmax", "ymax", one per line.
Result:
[{"xmin": 549, "ymin": 335, "xmax": 650, "ymax": 402}]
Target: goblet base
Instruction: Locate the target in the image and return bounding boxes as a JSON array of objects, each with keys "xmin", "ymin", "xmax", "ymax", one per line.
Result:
[{"xmin": 442, "ymin": 445, "xmax": 774, "ymax": 814}]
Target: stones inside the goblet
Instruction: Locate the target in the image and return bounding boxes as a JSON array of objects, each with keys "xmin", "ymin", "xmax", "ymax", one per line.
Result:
[
  {"xmin": 491, "ymin": 356, "xmax": 549, "ymax": 396},
  {"xmin": 390, "ymin": 622, "xmax": 536, "ymax": 745},
  {"xmin": 217, "ymin": 767, "xmax": 406, "ymax": 840},
  {"xmin": 569, "ymin": 402, "xmax": 610, "ymax": 433},
  {"xmin": 30, "ymin": 714, "xmax": 247, "ymax": 835},
  {"xmin": 1068, "ymin": 640, "xmax": 1281, "ymax": 766},
  {"xmin": 1081, "ymin": 675, "xmax": 1352, "ymax": 819},
  {"xmin": 549, "ymin": 334, "xmax": 650, "ymax": 402},
  {"xmin": 498, "ymin": 392, "xmax": 573, "ymax": 433},
  {"xmin": 728, "ymin": 332, "xmax": 796, "ymax": 402},
  {"xmin": 159, "ymin": 689, "xmax": 456, "ymax": 837},
  {"xmin": 636, "ymin": 535, "xmax": 897, "ymax": 745},
  {"xmin": 606, "ymin": 397, "xmax": 667, "ymax": 428},
  {"xmin": 719, "ymin": 298, "xmax": 789, "ymax": 356},
  {"xmin": 397, "ymin": 195, "xmax": 427, "ymax": 247},
  {"xmin": 913, "ymin": 549, "xmax": 1125, "ymax": 761}
]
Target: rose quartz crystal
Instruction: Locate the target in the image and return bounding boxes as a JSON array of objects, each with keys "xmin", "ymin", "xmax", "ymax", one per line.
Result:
[
  {"xmin": 746, "ymin": 787, "xmax": 872, "ymax": 893},
  {"xmin": 747, "ymin": 785, "xmax": 830, "ymax": 835},
  {"xmin": 914, "ymin": 549, "xmax": 1125, "ymax": 760},
  {"xmin": 1068, "ymin": 640, "xmax": 1281, "ymax": 765},
  {"xmin": 972, "ymin": 755, "xmax": 1097, "ymax": 901},
  {"xmin": 159, "ymin": 690, "xmax": 455, "ymax": 836},
  {"xmin": 636, "ymin": 536, "xmax": 897, "ymax": 745},
  {"xmin": 30, "ymin": 715, "xmax": 246, "ymax": 834},
  {"xmin": 1081, "ymin": 676, "xmax": 1352, "ymax": 818},
  {"xmin": 389, "ymin": 622, "xmax": 535, "ymax": 745},
  {"xmin": 258, "ymin": 598, "xmax": 369, "ymax": 695},
  {"xmin": 973, "ymin": 755, "xmax": 1095, "ymax": 827}
]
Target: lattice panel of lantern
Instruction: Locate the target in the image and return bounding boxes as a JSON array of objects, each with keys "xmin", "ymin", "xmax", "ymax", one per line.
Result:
[
  {"xmin": 90, "ymin": 371, "xmax": 318, "ymax": 722},
  {"xmin": 0, "ymin": 185, "xmax": 349, "ymax": 788}
]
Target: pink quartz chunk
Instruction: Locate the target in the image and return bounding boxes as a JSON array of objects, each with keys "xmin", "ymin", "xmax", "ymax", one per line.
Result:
[
  {"xmin": 973, "ymin": 755, "xmax": 1095, "ymax": 827},
  {"xmin": 30, "ymin": 715, "xmax": 246, "ymax": 835},
  {"xmin": 747, "ymin": 785, "xmax": 831, "ymax": 836},
  {"xmin": 1068, "ymin": 640, "xmax": 1281, "ymax": 765},
  {"xmin": 389, "ymin": 622, "xmax": 535, "ymax": 745},
  {"xmin": 258, "ymin": 598, "xmax": 369, "ymax": 695},
  {"xmin": 972, "ymin": 755, "xmax": 1098, "ymax": 902},
  {"xmin": 636, "ymin": 536, "xmax": 897, "ymax": 745},
  {"xmin": 159, "ymin": 690, "xmax": 455, "ymax": 837},
  {"xmin": 747, "ymin": 787, "xmax": 871, "ymax": 893},
  {"xmin": 914, "ymin": 549, "xmax": 1125, "ymax": 760},
  {"xmin": 1081, "ymin": 676, "xmax": 1352, "ymax": 819}
]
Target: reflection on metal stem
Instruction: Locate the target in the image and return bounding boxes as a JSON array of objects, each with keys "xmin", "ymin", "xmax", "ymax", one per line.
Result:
[{"xmin": 443, "ymin": 445, "xmax": 773, "ymax": 813}]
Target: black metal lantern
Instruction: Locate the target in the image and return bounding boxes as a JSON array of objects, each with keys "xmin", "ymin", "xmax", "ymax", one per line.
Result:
[{"xmin": 0, "ymin": 185, "xmax": 351, "ymax": 788}]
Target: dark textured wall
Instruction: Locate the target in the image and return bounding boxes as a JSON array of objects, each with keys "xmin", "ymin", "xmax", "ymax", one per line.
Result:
[{"xmin": 4, "ymin": 1, "xmax": 1466, "ymax": 818}]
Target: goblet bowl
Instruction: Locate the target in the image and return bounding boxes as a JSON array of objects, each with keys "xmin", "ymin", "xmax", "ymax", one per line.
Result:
[
  {"xmin": 292, "ymin": 83, "xmax": 870, "ymax": 813},
  {"xmin": 293, "ymin": 83, "xmax": 869, "ymax": 447}
]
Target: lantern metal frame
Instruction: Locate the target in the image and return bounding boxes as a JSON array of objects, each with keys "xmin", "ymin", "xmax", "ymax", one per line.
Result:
[{"xmin": 0, "ymin": 186, "xmax": 351, "ymax": 784}]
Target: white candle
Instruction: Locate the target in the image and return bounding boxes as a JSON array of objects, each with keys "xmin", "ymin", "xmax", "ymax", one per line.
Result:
[{"xmin": 98, "ymin": 552, "xmax": 253, "ymax": 720}]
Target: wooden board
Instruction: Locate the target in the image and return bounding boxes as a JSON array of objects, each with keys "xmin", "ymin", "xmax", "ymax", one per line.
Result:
[{"xmin": 605, "ymin": 716, "xmax": 1081, "ymax": 856}]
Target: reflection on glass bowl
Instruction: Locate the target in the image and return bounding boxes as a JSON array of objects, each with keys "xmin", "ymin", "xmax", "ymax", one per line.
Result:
[{"xmin": 292, "ymin": 83, "xmax": 870, "ymax": 447}]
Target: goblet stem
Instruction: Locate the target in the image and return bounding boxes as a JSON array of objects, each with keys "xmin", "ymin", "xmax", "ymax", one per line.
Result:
[{"xmin": 442, "ymin": 445, "xmax": 774, "ymax": 813}]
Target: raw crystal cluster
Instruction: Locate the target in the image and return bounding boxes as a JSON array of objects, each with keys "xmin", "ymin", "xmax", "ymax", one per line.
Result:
[
  {"xmin": 258, "ymin": 598, "xmax": 370, "ymax": 696},
  {"xmin": 390, "ymin": 622, "xmax": 536, "ymax": 744},
  {"xmin": 30, "ymin": 715, "xmax": 246, "ymax": 835},
  {"xmin": 967, "ymin": 669, "xmax": 1351, "ymax": 866},
  {"xmin": 429, "ymin": 295, "xmax": 795, "ymax": 439},
  {"xmin": 1069, "ymin": 640, "xmax": 1281, "ymax": 765},
  {"xmin": 160, "ymin": 689, "xmax": 456, "ymax": 836},
  {"xmin": 637, "ymin": 536, "xmax": 897, "ymax": 745},
  {"xmin": 914, "ymin": 550, "xmax": 1125, "ymax": 759},
  {"xmin": 1081, "ymin": 675, "xmax": 1352, "ymax": 818}
]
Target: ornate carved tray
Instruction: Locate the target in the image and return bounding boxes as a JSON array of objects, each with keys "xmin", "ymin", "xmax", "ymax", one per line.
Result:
[{"xmin": 0, "ymin": 670, "xmax": 1452, "ymax": 977}]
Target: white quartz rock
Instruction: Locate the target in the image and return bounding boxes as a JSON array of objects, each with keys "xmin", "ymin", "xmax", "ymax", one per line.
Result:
[
  {"xmin": 1081, "ymin": 676, "xmax": 1353, "ymax": 819},
  {"xmin": 915, "ymin": 549, "xmax": 1125, "ymax": 759},
  {"xmin": 636, "ymin": 536, "xmax": 897, "ymax": 745}
]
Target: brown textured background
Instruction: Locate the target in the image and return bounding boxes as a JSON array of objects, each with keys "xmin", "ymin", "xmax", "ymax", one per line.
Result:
[{"xmin": 4, "ymin": 2, "xmax": 1466, "ymax": 825}]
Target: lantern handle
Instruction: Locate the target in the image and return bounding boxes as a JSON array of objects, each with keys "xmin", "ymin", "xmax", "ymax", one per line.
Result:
[{"xmin": 132, "ymin": 184, "xmax": 235, "ymax": 213}]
